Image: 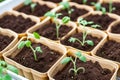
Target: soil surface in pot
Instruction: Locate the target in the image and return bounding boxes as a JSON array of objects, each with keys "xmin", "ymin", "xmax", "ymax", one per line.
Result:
[
  {"xmin": 35, "ymin": 22, "xmax": 72, "ymax": 40},
  {"xmin": 84, "ymin": 14, "xmax": 116, "ymax": 30},
  {"xmin": 102, "ymin": 3, "xmax": 120, "ymax": 16},
  {"xmin": 0, "ymin": 15, "xmax": 36, "ymax": 33},
  {"xmin": 17, "ymin": 3, "xmax": 52, "ymax": 17},
  {"xmin": 70, "ymin": 0, "xmax": 98, "ymax": 6},
  {"xmin": 43, "ymin": 0, "xmax": 62, "ymax": 3},
  {"xmin": 61, "ymin": 33, "xmax": 101, "ymax": 51},
  {"xmin": 111, "ymin": 22, "xmax": 120, "ymax": 34},
  {"xmin": 57, "ymin": 6, "xmax": 89, "ymax": 21},
  {"xmin": 54, "ymin": 59, "xmax": 113, "ymax": 80},
  {"xmin": 0, "ymin": 35, "xmax": 14, "ymax": 51},
  {"xmin": 96, "ymin": 40, "xmax": 120, "ymax": 62},
  {"xmin": 10, "ymin": 43, "xmax": 62, "ymax": 72}
]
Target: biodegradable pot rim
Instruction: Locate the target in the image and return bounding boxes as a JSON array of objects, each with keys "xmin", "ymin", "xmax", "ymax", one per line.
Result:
[
  {"xmin": 27, "ymin": 17, "xmax": 77, "ymax": 42},
  {"xmin": 48, "ymin": 49, "xmax": 119, "ymax": 80},
  {"xmin": 13, "ymin": 0, "xmax": 57, "ymax": 18},
  {"xmin": 107, "ymin": 20, "xmax": 120, "ymax": 39},
  {"xmin": 0, "ymin": 27, "xmax": 18, "ymax": 54},
  {"xmin": 102, "ymin": 0, "xmax": 120, "ymax": 3},
  {"xmin": 60, "ymin": 26, "xmax": 107, "ymax": 55},
  {"xmin": 0, "ymin": 10, "xmax": 40, "ymax": 37},
  {"xmin": 3, "ymin": 37, "xmax": 67, "ymax": 79},
  {"xmin": 91, "ymin": 33, "xmax": 120, "ymax": 67}
]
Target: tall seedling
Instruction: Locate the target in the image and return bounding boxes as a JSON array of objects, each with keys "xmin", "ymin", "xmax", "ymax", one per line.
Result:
[
  {"xmin": 18, "ymin": 32, "xmax": 42, "ymax": 61},
  {"xmin": 45, "ymin": 12, "xmax": 70, "ymax": 39}
]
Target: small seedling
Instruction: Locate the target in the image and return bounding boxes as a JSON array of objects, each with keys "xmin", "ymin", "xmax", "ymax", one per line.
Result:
[
  {"xmin": 78, "ymin": 18, "xmax": 101, "ymax": 28},
  {"xmin": 109, "ymin": 0, "xmax": 116, "ymax": 13},
  {"xmin": 45, "ymin": 12, "xmax": 70, "ymax": 39},
  {"xmin": 24, "ymin": 0, "xmax": 37, "ymax": 12},
  {"xmin": 0, "ymin": 60, "xmax": 18, "ymax": 80},
  {"xmin": 69, "ymin": 31, "xmax": 94, "ymax": 46},
  {"xmin": 61, "ymin": 51, "xmax": 86, "ymax": 76},
  {"xmin": 60, "ymin": 1, "xmax": 74, "ymax": 16},
  {"xmin": 91, "ymin": 2, "xmax": 106, "ymax": 14},
  {"xmin": 18, "ymin": 32, "xmax": 42, "ymax": 61},
  {"xmin": 82, "ymin": 0, "xmax": 87, "ymax": 4}
]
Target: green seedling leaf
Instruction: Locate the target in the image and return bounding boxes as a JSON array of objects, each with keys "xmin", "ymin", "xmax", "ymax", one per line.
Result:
[
  {"xmin": 61, "ymin": 57, "xmax": 71, "ymax": 64},
  {"xmin": 91, "ymin": 24, "xmax": 101, "ymax": 28},
  {"xmin": 0, "ymin": 61, "xmax": 7, "ymax": 67},
  {"xmin": 79, "ymin": 55, "xmax": 86, "ymax": 62},
  {"xmin": 24, "ymin": 0, "xmax": 31, "ymax": 5},
  {"xmin": 44, "ymin": 12, "xmax": 56, "ymax": 18},
  {"xmin": 75, "ymin": 52, "xmax": 82, "ymax": 57},
  {"xmin": 35, "ymin": 47, "xmax": 42, "ymax": 53},
  {"xmin": 33, "ymin": 32, "xmax": 40, "ymax": 39},
  {"xmin": 62, "ymin": 16, "xmax": 70, "ymax": 24},
  {"xmin": 83, "ymin": 0, "xmax": 87, "ymax": 4},
  {"xmin": 60, "ymin": 1, "xmax": 70, "ymax": 9},
  {"xmin": 25, "ymin": 40, "xmax": 31, "ymax": 47},
  {"xmin": 0, "ymin": 66, "xmax": 3, "ymax": 74},
  {"xmin": 91, "ymin": 2, "xmax": 101, "ymax": 11},
  {"xmin": 7, "ymin": 65, "xmax": 18, "ymax": 74},
  {"xmin": 68, "ymin": 37, "xmax": 76, "ymax": 43},
  {"xmin": 18, "ymin": 41, "xmax": 25, "ymax": 49},
  {"xmin": 31, "ymin": 3, "xmax": 37, "ymax": 11},
  {"xmin": 86, "ymin": 40, "xmax": 94, "ymax": 46},
  {"xmin": 101, "ymin": 7, "xmax": 106, "ymax": 14},
  {"xmin": 2, "ymin": 74, "xmax": 12, "ymax": 80}
]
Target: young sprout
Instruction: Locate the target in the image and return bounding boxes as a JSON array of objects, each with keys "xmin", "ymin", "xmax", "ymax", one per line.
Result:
[
  {"xmin": 45, "ymin": 12, "xmax": 70, "ymax": 39},
  {"xmin": 83, "ymin": 0, "xmax": 87, "ymax": 4},
  {"xmin": 61, "ymin": 51, "xmax": 86, "ymax": 76},
  {"xmin": 18, "ymin": 32, "xmax": 42, "ymax": 61},
  {"xmin": 69, "ymin": 31, "xmax": 94, "ymax": 46},
  {"xmin": 0, "ymin": 60, "xmax": 18, "ymax": 80},
  {"xmin": 91, "ymin": 2, "xmax": 106, "ymax": 14},
  {"xmin": 60, "ymin": 1, "xmax": 74, "ymax": 16},
  {"xmin": 24, "ymin": 0, "xmax": 37, "ymax": 12},
  {"xmin": 109, "ymin": 0, "xmax": 116, "ymax": 13},
  {"xmin": 78, "ymin": 18, "xmax": 101, "ymax": 28}
]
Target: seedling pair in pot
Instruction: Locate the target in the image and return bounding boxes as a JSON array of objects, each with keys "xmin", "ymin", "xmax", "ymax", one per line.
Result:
[{"xmin": 92, "ymin": 0, "xmax": 115, "ymax": 14}]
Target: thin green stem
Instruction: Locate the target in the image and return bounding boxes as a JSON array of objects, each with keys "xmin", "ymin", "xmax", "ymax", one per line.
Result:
[
  {"xmin": 71, "ymin": 57, "xmax": 78, "ymax": 75},
  {"xmin": 82, "ymin": 32, "xmax": 87, "ymax": 46},
  {"xmin": 30, "ymin": 46, "xmax": 37, "ymax": 61}
]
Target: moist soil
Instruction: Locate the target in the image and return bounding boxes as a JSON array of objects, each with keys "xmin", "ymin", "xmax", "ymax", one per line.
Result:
[
  {"xmin": 54, "ymin": 59, "xmax": 113, "ymax": 80},
  {"xmin": 60, "ymin": 33, "xmax": 101, "ymax": 51},
  {"xmin": 96, "ymin": 40, "xmax": 120, "ymax": 62},
  {"xmin": 70, "ymin": 0, "xmax": 98, "ymax": 6},
  {"xmin": 111, "ymin": 23, "xmax": 120, "ymax": 34},
  {"xmin": 0, "ymin": 35, "xmax": 14, "ymax": 51},
  {"xmin": 43, "ymin": 0, "xmax": 62, "ymax": 3},
  {"xmin": 17, "ymin": 3, "xmax": 52, "ymax": 17},
  {"xmin": 58, "ymin": 6, "xmax": 88, "ymax": 21},
  {"xmin": 10, "ymin": 43, "xmax": 62, "ymax": 72},
  {"xmin": 102, "ymin": 3, "xmax": 120, "ymax": 16},
  {"xmin": 35, "ymin": 22, "xmax": 72, "ymax": 40},
  {"xmin": 84, "ymin": 14, "xmax": 116, "ymax": 30},
  {"xmin": 0, "ymin": 15, "xmax": 36, "ymax": 33}
]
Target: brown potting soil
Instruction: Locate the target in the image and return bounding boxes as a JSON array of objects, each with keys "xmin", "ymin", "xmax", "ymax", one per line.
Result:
[
  {"xmin": 43, "ymin": 0, "xmax": 62, "ymax": 3},
  {"xmin": 96, "ymin": 40, "xmax": 120, "ymax": 62},
  {"xmin": 0, "ymin": 35, "xmax": 14, "ymax": 51},
  {"xmin": 111, "ymin": 23, "xmax": 120, "ymax": 34},
  {"xmin": 54, "ymin": 60, "xmax": 113, "ymax": 80},
  {"xmin": 58, "ymin": 6, "xmax": 88, "ymax": 21},
  {"xmin": 10, "ymin": 43, "xmax": 62, "ymax": 72},
  {"xmin": 35, "ymin": 22, "xmax": 72, "ymax": 40},
  {"xmin": 17, "ymin": 3, "xmax": 52, "ymax": 17},
  {"xmin": 70, "ymin": 0, "xmax": 98, "ymax": 6},
  {"xmin": 84, "ymin": 14, "xmax": 116, "ymax": 30},
  {"xmin": 61, "ymin": 33, "xmax": 101, "ymax": 51},
  {"xmin": 0, "ymin": 15, "xmax": 36, "ymax": 33},
  {"xmin": 102, "ymin": 3, "xmax": 120, "ymax": 16}
]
